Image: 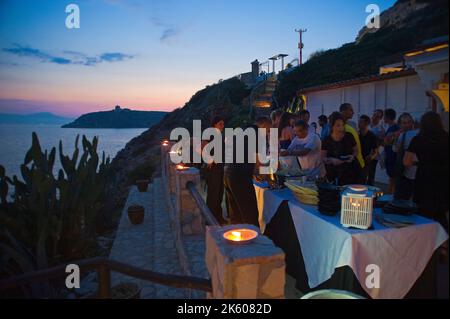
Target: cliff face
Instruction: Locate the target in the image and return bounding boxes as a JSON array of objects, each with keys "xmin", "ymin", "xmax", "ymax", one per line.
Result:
[
  {"xmin": 357, "ymin": 0, "xmax": 431, "ymax": 42},
  {"xmin": 62, "ymin": 106, "xmax": 167, "ymax": 128},
  {"xmin": 106, "ymin": 78, "xmax": 250, "ymax": 211}
]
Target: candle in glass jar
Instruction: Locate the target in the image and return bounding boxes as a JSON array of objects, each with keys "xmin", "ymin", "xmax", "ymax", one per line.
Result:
[{"xmin": 223, "ymin": 228, "xmax": 258, "ymax": 243}]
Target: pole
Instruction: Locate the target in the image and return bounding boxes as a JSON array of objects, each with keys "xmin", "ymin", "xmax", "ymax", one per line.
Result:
[
  {"xmin": 295, "ymin": 28, "xmax": 307, "ymax": 65},
  {"xmin": 97, "ymin": 262, "xmax": 111, "ymax": 299},
  {"xmin": 300, "ymin": 31, "xmax": 303, "ymax": 65}
]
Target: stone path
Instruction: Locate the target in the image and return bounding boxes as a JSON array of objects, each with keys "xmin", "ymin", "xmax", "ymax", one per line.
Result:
[
  {"xmin": 182, "ymin": 234, "xmax": 208, "ymax": 299},
  {"xmin": 109, "ymin": 178, "xmax": 190, "ymax": 298}
]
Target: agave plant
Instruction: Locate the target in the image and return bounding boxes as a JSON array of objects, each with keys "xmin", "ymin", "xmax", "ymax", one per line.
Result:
[
  {"xmin": 285, "ymin": 95, "xmax": 306, "ymax": 114},
  {"xmin": 285, "ymin": 97, "xmax": 296, "ymax": 113},
  {"xmin": 0, "ymin": 133, "xmax": 112, "ymax": 297}
]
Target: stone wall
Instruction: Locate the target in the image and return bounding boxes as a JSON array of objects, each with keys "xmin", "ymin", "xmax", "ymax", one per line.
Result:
[{"xmin": 205, "ymin": 224, "xmax": 286, "ymax": 299}]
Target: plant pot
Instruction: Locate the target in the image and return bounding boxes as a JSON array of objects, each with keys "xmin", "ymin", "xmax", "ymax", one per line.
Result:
[
  {"xmin": 111, "ymin": 283, "xmax": 141, "ymax": 299},
  {"xmin": 136, "ymin": 179, "xmax": 149, "ymax": 192},
  {"xmin": 128, "ymin": 205, "xmax": 144, "ymax": 225}
]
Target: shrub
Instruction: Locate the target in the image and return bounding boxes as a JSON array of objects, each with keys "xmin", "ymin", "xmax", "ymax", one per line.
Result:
[{"xmin": 0, "ymin": 133, "xmax": 112, "ymax": 297}]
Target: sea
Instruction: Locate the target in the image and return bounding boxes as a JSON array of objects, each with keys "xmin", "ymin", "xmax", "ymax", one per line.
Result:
[{"xmin": 0, "ymin": 124, "xmax": 147, "ymax": 179}]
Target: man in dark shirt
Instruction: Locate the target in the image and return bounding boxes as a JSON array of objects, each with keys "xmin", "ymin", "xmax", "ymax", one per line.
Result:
[
  {"xmin": 224, "ymin": 117, "xmax": 272, "ymax": 227},
  {"xmin": 204, "ymin": 116, "xmax": 227, "ymax": 225},
  {"xmin": 358, "ymin": 115, "xmax": 378, "ymax": 185},
  {"xmin": 384, "ymin": 108, "xmax": 400, "ymax": 193}
]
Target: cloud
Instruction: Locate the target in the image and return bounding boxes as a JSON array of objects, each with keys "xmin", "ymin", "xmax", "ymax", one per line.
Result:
[
  {"xmin": 3, "ymin": 44, "xmax": 134, "ymax": 66},
  {"xmin": 3, "ymin": 45, "xmax": 51, "ymax": 61},
  {"xmin": 150, "ymin": 16, "xmax": 166, "ymax": 28},
  {"xmin": 150, "ymin": 15, "xmax": 182, "ymax": 44},
  {"xmin": 100, "ymin": 52, "xmax": 134, "ymax": 62},
  {"xmin": 50, "ymin": 57, "xmax": 72, "ymax": 65},
  {"xmin": 103, "ymin": 0, "xmax": 141, "ymax": 8},
  {"xmin": 0, "ymin": 61, "xmax": 20, "ymax": 67},
  {"xmin": 160, "ymin": 27, "xmax": 180, "ymax": 43}
]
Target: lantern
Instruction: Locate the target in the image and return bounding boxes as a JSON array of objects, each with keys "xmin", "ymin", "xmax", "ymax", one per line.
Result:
[{"xmin": 340, "ymin": 185, "xmax": 374, "ymax": 230}]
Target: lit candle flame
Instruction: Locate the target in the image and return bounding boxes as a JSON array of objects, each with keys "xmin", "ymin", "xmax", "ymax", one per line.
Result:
[
  {"xmin": 223, "ymin": 228, "xmax": 258, "ymax": 243},
  {"xmin": 231, "ymin": 231, "xmax": 242, "ymax": 241},
  {"xmin": 350, "ymin": 199, "xmax": 361, "ymax": 208}
]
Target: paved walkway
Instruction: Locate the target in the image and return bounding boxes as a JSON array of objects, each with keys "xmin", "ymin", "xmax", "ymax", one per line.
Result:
[
  {"xmin": 109, "ymin": 178, "xmax": 190, "ymax": 298},
  {"xmin": 182, "ymin": 234, "xmax": 208, "ymax": 299}
]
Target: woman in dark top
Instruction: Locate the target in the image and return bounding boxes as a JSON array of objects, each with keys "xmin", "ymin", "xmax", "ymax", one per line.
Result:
[
  {"xmin": 404, "ymin": 111, "xmax": 449, "ymax": 233},
  {"xmin": 321, "ymin": 112, "xmax": 359, "ymax": 186},
  {"xmin": 278, "ymin": 112, "xmax": 294, "ymax": 150}
]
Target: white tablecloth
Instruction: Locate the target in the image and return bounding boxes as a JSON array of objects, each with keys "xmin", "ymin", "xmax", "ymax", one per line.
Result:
[
  {"xmin": 289, "ymin": 201, "xmax": 448, "ymax": 299},
  {"xmin": 254, "ymin": 182, "xmax": 289, "ymax": 233},
  {"xmin": 253, "ymin": 184, "xmax": 449, "ymax": 299}
]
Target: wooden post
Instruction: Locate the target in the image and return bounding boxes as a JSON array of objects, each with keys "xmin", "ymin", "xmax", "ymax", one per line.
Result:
[{"xmin": 97, "ymin": 263, "xmax": 111, "ymax": 299}]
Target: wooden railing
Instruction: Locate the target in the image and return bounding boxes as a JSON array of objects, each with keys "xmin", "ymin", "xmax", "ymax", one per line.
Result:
[{"xmin": 0, "ymin": 257, "xmax": 212, "ymax": 298}]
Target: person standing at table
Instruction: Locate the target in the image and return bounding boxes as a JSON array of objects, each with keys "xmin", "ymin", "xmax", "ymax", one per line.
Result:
[
  {"xmin": 298, "ymin": 109, "xmax": 310, "ymax": 123},
  {"xmin": 340, "ymin": 103, "xmax": 365, "ymax": 182},
  {"xmin": 224, "ymin": 117, "xmax": 272, "ymax": 227},
  {"xmin": 358, "ymin": 115, "xmax": 378, "ymax": 185},
  {"xmin": 393, "ymin": 113, "xmax": 418, "ymax": 200},
  {"xmin": 280, "ymin": 120, "xmax": 324, "ymax": 178},
  {"xmin": 204, "ymin": 116, "xmax": 227, "ymax": 225},
  {"xmin": 311, "ymin": 122, "xmax": 318, "ymax": 135},
  {"xmin": 321, "ymin": 112, "xmax": 359, "ymax": 185},
  {"xmin": 270, "ymin": 109, "xmax": 283, "ymax": 129},
  {"xmin": 383, "ymin": 108, "xmax": 400, "ymax": 194},
  {"xmin": 368, "ymin": 109, "xmax": 385, "ymax": 186},
  {"xmin": 299, "ymin": 109, "xmax": 316, "ymax": 135},
  {"xmin": 404, "ymin": 111, "xmax": 449, "ymax": 233},
  {"xmin": 318, "ymin": 115, "xmax": 331, "ymax": 140},
  {"xmin": 340, "ymin": 102, "xmax": 357, "ymax": 130},
  {"xmin": 370, "ymin": 109, "xmax": 385, "ymax": 138},
  {"xmin": 278, "ymin": 112, "xmax": 294, "ymax": 150}
]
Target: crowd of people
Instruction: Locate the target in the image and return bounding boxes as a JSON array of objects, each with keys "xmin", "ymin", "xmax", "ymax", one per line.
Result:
[{"xmin": 202, "ymin": 104, "xmax": 449, "ymax": 234}]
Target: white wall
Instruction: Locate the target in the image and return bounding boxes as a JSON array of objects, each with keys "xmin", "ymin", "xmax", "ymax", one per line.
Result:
[{"xmin": 307, "ymin": 75, "xmax": 431, "ymax": 121}]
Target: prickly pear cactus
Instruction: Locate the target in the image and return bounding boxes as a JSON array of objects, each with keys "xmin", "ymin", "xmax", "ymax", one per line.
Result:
[{"xmin": 0, "ymin": 132, "xmax": 112, "ymax": 288}]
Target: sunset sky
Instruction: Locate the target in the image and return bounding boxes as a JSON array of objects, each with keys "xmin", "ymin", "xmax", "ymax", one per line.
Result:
[{"xmin": 0, "ymin": 0, "xmax": 395, "ymax": 117}]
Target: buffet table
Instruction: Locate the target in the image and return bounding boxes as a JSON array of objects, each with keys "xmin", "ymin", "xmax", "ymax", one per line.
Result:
[{"xmin": 253, "ymin": 183, "xmax": 449, "ymax": 299}]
